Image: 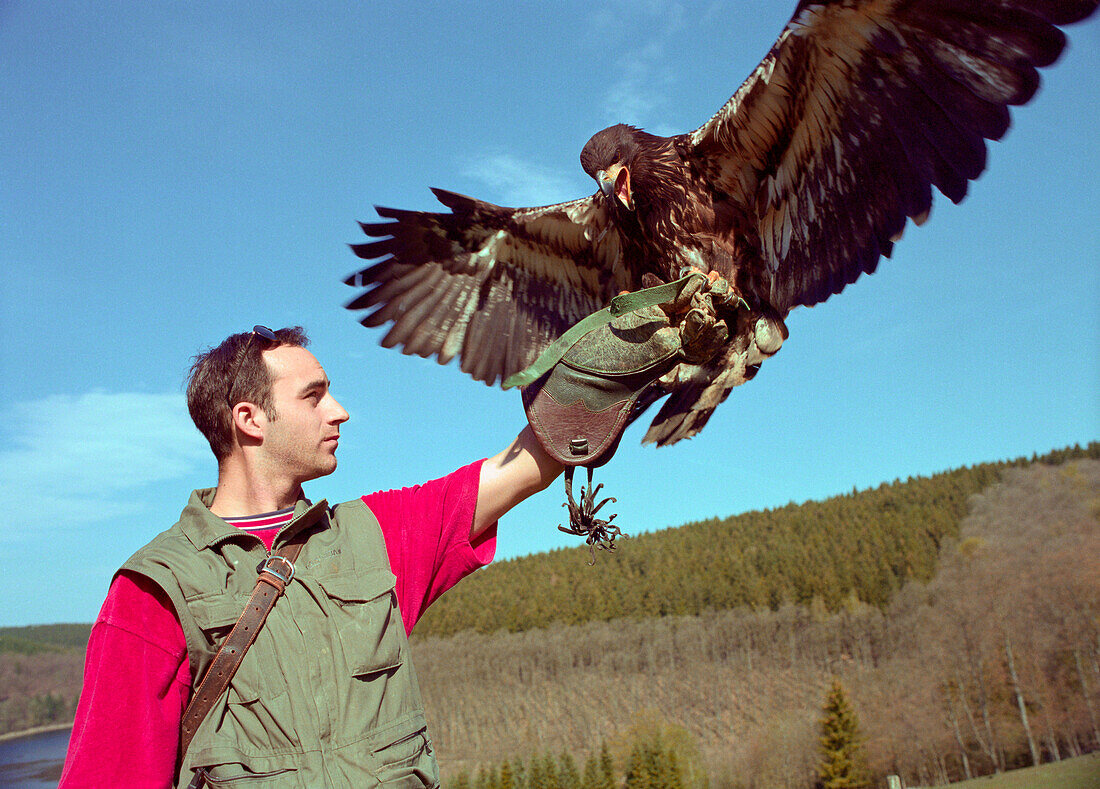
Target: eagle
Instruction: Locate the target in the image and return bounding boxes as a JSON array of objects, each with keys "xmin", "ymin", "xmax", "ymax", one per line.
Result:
[{"xmin": 345, "ymin": 0, "xmax": 1097, "ymax": 448}]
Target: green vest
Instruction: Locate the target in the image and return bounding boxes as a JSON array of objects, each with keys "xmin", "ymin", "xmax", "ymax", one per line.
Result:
[{"xmin": 121, "ymin": 489, "xmax": 440, "ymax": 788}]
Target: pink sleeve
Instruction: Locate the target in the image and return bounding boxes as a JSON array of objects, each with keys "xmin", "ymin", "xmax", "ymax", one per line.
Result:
[
  {"xmin": 60, "ymin": 572, "xmax": 190, "ymax": 789},
  {"xmin": 364, "ymin": 459, "xmax": 497, "ymax": 635}
]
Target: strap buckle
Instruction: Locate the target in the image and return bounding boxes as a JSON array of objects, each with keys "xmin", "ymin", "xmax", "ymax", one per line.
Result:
[{"xmin": 259, "ymin": 554, "xmax": 295, "ymax": 585}]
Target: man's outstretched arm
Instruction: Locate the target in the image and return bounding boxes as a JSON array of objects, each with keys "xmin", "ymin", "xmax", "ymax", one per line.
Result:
[{"xmin": 474, "ymin": 426, "xmax": 564, "ymax": 539}]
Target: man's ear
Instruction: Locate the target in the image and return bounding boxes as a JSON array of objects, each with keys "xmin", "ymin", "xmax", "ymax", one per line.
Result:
[{"xmin": 230, "ymin": 402, "xmax": 266, "ymax": 442}]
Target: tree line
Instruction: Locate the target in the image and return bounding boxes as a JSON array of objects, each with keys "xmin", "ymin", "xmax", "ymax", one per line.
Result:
[
  {"xmin": 448, "ymin": 716, "xmax": 707, "ymax": 788},
  {"xmin": 451, "ymin": 680, "xmax": 876, "ymax": 789},
  {"xmin": 416, "ymin": 443, "xmax": 1098, "ymax": 637}
]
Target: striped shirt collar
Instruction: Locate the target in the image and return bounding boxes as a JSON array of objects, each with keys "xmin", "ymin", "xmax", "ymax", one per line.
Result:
[{"xmin": 222, "ymin": 505, "xmax": 296, "ymax": 532}]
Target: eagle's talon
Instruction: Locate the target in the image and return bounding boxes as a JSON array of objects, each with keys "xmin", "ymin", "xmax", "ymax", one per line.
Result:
[
  {"xmin": 590, "ymin": 495, "xmax": 616, "ymax": 516},
  {"xmin": 699, "ymin": 272, "xmax": 742, "ymax": 309},
  {"xmin": 559, "ymin": 467, "xmax": 624, "ymax": 561},
  {"xmin": 666, "ymin": 268, "xmax": 706, "ymax": 312}
]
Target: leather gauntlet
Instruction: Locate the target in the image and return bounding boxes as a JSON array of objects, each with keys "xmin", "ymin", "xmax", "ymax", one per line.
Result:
[{"xmin": 505, "ymin": 273, "xmax": 722, "ymax": 560}]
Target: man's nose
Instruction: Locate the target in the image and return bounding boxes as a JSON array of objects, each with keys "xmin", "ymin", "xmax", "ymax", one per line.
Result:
[{"xmin": 328, "ymin": 396, "xmax": 350, "ymax": 424}]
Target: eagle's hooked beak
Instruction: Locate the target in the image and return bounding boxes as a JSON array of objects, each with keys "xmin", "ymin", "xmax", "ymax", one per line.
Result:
[{"xmin": 596, "ymin": 163, "xmax": 633, "ymax": 211}]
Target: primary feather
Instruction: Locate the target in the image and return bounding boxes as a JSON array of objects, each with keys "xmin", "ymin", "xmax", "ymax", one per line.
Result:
[{"xmin": 345, "ymin": 0, "xmax": 1097, "ymax": 445}]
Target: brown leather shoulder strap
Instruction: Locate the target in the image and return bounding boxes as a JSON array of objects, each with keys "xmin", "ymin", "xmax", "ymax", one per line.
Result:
[{"xmin": 179, "ymin": 537, "xmax": 305, "ymax": 759}]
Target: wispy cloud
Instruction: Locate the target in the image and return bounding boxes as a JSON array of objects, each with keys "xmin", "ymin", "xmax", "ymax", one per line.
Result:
[
  {"xmin": 594, "ymin": 0, "xmax": 687, "ymax": 134},
  {"xmin": 460, "ymin": 1, "xmax": 696, "ymax": 205},
  {"xmin": 601, "ymin": 41, "xmax": 675, "ymax": 128},
  {"xmin": 460, "ymin": 151, "xmax": 586, "ymax": 208},
  {"xmin": 0, "ymin": 391, "xmax": 209, "ymax": 539}
]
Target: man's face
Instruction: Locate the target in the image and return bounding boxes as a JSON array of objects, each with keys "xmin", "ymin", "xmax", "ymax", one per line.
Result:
[{"xmin": 256, "ymin": 345, "xmax": 349, "ymax": 484}]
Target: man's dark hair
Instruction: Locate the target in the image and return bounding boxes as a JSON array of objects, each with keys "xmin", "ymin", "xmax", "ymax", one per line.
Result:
[{"xmin": 187, "ymin": 326, "xmax": 310, "ymax": 461}]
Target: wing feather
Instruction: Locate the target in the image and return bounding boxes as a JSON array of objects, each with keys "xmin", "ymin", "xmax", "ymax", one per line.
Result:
[
  {"xmin": 345, "ymin": 191, "xmax": 631, "ymax": 385},
  {"xmin": 689, "ymin": 0, "xmax": 1096, "ymax": 312},
  {"xmin": 386, "ymin": 269, "xmax": 449, "ymax": 354}
]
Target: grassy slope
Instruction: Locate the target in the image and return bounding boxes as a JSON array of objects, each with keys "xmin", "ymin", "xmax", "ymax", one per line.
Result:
[{"xmin": 940, "ymin": 753, "xmax": 1100, "ymax": 789}]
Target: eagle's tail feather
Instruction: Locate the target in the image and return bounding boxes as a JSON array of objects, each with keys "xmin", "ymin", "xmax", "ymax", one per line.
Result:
[{"xmin": 641, "ymin": 359, "xmax": 752, "ymax": 446}]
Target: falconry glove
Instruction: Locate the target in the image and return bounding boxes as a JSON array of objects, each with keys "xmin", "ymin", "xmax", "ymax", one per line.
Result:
[{"xmin": 505, "ymin": 271, "xmax": 727, "ymax": 560}]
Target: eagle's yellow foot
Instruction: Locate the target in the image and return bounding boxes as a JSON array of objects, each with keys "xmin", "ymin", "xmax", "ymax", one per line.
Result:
[
  {"xmin": 662, "ymin": 268, "xmax": 705, "ymax": 313},
  {"xmin": 680, "ymin": 306, "xmax": 728, "ymax": 364},
  {"xmin": 675, "ymin": 266, "xmax": 743, "ymax": 310}
]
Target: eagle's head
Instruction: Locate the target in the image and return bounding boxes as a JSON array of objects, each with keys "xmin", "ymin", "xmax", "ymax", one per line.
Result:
[
  {"xmin": 580, "ymin": 124, "xmax": 646, "ymax": 212},
  {"xmin": 580, "ymin": 124, "xmax": 680, "ymax": 216}
]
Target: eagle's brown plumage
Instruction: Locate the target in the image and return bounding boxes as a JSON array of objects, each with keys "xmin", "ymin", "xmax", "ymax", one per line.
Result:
[{"xmin": 345, "ymin": 0, "xmax": 1097, "ymax": 446}]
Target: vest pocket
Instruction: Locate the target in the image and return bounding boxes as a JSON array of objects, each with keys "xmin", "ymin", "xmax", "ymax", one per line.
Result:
[
  {"xmin": 315, "ymin": 568, "xmax": 404, "ymax": 677},
  {"xmin": 198, "ymin": 764, "xmax": 297, "ymax": 786},
  {"xmin": 189, "ymin": 594, "xmax": 272, "ymax": 700},
  {"xmin": 188, "ymin": 595, "xmax": 299, "ymax": 752},
  {"xmin": 220, "ymin": 687, "xmax": 298, "ymax": 751},
  {"xmin": 189, "ymin": 594, "xmax": 249, "ymax": 646},
  {"xmin": 368, "ymin": 728, "xmax": 439, "ymax": 788}
]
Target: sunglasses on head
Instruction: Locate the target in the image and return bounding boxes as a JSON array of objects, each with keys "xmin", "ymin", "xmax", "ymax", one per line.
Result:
[{"xmin": 225, "ymin": 325, "xmax": 277, "ymax": 409}]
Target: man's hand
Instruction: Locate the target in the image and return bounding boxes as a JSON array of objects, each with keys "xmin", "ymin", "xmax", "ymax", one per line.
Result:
[{"xmin": 474, "ymin": 426, "xmax": 565, "ymax": 538}]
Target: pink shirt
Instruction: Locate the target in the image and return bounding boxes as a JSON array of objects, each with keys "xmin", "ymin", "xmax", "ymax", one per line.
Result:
[{"xmin": 59, "ymin": 460, "xmax": 494, "ymax": 788}]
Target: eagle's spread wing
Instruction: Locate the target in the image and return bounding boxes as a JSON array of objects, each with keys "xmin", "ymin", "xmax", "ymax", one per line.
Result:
[
  {"xmin": 690, "ymin": 0, "xmax": 1097, "ymax": 314},
  {"xmin": 345, "ymin": 189, "xmax": 632, "ymax": 385}
]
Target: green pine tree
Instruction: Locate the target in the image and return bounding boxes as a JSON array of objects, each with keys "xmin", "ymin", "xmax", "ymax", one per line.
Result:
[
  {"xmin": 625, "ymin": 739, "xmax": 666, "ymax": 789},
  {"xmin": 542, "ymin": 752, "xmax": 562, "ymax": 789},
  {"xmin": 559, "ymin": 751, "xmax": 581, "ymax": 787},
  {"xmin": 598, "ymin": 741, "xmax": 616, "ymax": 787},
  {"xmin": 817, "ymin": 680, "xmax": 872, "ymax": 789},
  {"xmin": 665, "ymin": 748, "xmax": 685, "ymax": 789},
  {"xmin": 500, "ymin": 760, "xmax": 516, "ymax": 789},
  {"xmin": 488, "ymin": 765, "xmax": 502, "ymax": 789},
  {"xmin": 511, "ymin": 758, "xmax": 527, "ymax": 788},
  {"xmin": 582, "ymin": 753, "xmax": 602, "ymax": 789},
  {"xmin": 525, "ymin": 755, "xmax": 544, "ymax": 789},
  {"xmin": 476, "ymin": 765, "xmax": 491, "ymax": 789}
]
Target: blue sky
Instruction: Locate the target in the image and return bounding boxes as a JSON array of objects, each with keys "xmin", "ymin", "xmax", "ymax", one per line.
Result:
[{"xmin": 1, "ymin": 2, "xmax": 1097, "ymax": 627}]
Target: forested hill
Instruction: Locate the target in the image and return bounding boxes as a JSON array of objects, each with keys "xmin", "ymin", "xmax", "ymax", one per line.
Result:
[
  {"xmin": 0, "ymin": 624, "xmax": 91, "ymax": 655},
  {"xmin": 416, "ymin": 442, "xmax": 1099, "ymax": 637}
]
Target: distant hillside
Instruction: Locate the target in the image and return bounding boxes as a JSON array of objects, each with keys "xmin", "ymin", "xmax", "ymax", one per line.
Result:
[
  {"xmin": 416, "ymin": 442, "xmax": 1099, "ymax": 636},
  {"xmin": 412, "ymin": 458, "xmax": 1100, "ymax": 785},
  {"xmin": 0, "ymin": 627, "xmax": 87, "ymax": 735},
  {"xmin": 0, "ymin": 624, "xmax": 91, "ymax": 655}
]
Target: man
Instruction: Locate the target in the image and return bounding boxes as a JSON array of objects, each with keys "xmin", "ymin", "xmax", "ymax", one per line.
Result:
[{"xmin": 59, "ymin": 326, "xmax": 564, "ymax": 787}]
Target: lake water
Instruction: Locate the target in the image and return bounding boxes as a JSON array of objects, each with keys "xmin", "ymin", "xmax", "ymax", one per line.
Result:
[{"xmin": 0, "ymin": 727, "xmax": 70, "ymax": 788}]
